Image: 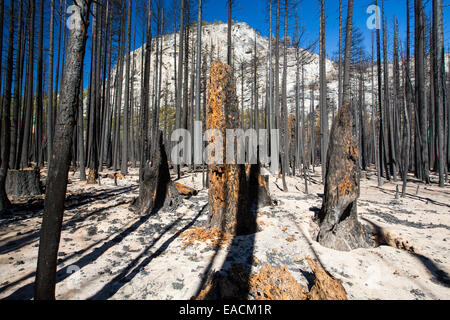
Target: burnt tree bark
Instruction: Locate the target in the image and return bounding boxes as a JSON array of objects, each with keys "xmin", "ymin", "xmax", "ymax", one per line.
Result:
[
  {"xmin": 130, "ymin": 131, "xmax": 181, "ymax": 216},
  {"xmin": 6, "ymin": 168, "xmax": 42, "ymax": 197},
  {"xmin": 317, "ymin": 0, "xmax": 370, "ymax": 252},
  {"xmin": 0, "ymin": 0, "xmax": 14, "ymax": 212},
  {"xmin": 35, "ymin": 0, "xmax": 92, "ymax": 300},
  {"xmin": 317, "ymin": 103, "xmax": 370, "ymax": 251},
  {"xmin": 206, "ymin": 61, "xmax": 254, "ymax": 236}
]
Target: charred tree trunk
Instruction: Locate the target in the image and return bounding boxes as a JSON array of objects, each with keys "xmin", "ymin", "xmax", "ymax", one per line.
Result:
[
  {"xmin": 35, "ymin": 0, "xmax": 92, "ymax": 300},
  {"xmin": 130, "ymin": 131, "xmax": 182, "ymax": 216},
  {"xmin": 317, "ymin": 0, "xmax": 369, "ymax": 252},
  {"xmin": 432, "ymin": 0, "xmax": 445, "ymax": 187},
  {"xmin": 35, "ymin": 0, "xmax": 44, "ymax": 167},
  {"xmin": 317, "ymin": 103, "xmax": 370, "ymax": 251},
  {"xmin": 121, "ymin": 0, "xmax": 132, "ymax": 175},
  {"xmin": 10, "ymin": 0, "xmax": 24, "ymax": 170},
  {"xmin": 20, "ymin": 0, "xmax": 35, "ymax": 169},
  {"xmin": 415, "ymin": 0, "xmax": 430, "ymax": 183},
  {"xmin": 47, "ymin": 0, "xmax": 55, "ymax": 165},
  {"xmin": 319, "ymin": 0, "xmax": 329, "ymax": 182},
  {"xmin": 0, "ymin": 0, "xmax": 14, "ymax": 212},
  {"xmin": 6, "ymin": 168, "xmax": 42, "ymax": 197}
]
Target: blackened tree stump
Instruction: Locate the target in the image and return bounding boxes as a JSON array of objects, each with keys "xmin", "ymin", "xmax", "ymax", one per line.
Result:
[
  {"xmin": 6, "ymin": 168, "xmax": 43, "ymax": 197},
  {"xmin": 130, "ymin": 131, "xmax": 182, "ymax": 216},
  {"xmin": 206, "ymin": 61, "xmax": 254, "ymax": 236},
  {"xmin": 317, "ymin": 103, "xmax": 370, "ymax": 251}
]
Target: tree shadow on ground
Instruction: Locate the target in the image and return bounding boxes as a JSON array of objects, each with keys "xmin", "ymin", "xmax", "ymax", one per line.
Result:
[
  {"xmin": 88, "ymin": 205, "xmax": 206, "ymax": 300},
  {"xmin": 3, "ymin": 201, "xmax": 158, "ymax": 300},
  {"xmin": 0, "ymin": 234, "xmax": 112, "ymax": 296},
  {"xmin": 194, "ymin": 165, "xmax": 260, "ymax": 300},
  {"xmin": 373, "ymin": 186, "xmax": 450, "ymax": 208},
  {"xmin": 0, "ymin": 186, "xmax": 137, "ymax": 228},
  {"xmin": 361, "ymin": 218, "xmax": 450, "ymax": 288},
  {"xmin": 0, "ymin": 188, "xmax": 135, "ymax": 255}
]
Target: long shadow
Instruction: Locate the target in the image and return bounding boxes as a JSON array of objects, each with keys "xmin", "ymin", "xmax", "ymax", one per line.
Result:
[
  {"xmin": 0, "ymin": 196, "xmax": 131, "ymax": 255},
  {"xmin": 0, "ymin": 186, "xmax": 137, "ymax": 227},
  {"xmin": 361, "ymin": 218, "xmax": 450, "ymax": 288},
  {"xmin": 88, "ymin": 206, "xmax": 205, "ymax": 300},
  {"xmin": 3, "ymin": 206, "xmax": 155, "ymax": 300},
  {"xmin": 0, "ymin": 233, "xmax": 113, "ymax": 296},
  {"xmin": 195, "ymin": 164, "xmax": 258, "ymax": 300},
  {"xmin": 373, "ymin": 186, "xmax": 450, "ymax": 208},
  {"xmin": 411, "ymin": 253, "xmax": 450, "ymax": 288}
]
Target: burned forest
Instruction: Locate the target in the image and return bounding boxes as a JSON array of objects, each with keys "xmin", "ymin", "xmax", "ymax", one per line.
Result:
[{"xmin": 0, "ymin": 0, "xmax": 449, "ymax": 304}]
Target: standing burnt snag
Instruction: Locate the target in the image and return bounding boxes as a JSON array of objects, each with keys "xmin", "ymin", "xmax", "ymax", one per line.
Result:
[
  {"xmin": 130, "ymin": 131, "xmax": 181, "ymax": 216},
  {"xmin": 317, "ymin": 103, "xmax": 370, "ymax": 251},
  {"xmin": 206, "ymin": 61, "xmax": 254, "ymax": 236}
]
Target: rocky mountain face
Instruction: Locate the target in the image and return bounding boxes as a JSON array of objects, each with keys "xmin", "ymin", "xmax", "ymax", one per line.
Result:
[
  {"xmin": 109, "ymin": 22, "xmax": 338, "ymax": 118},
  {"xmin": 108, "ymin": 21, "xmax": 450, "ymax": 121}
]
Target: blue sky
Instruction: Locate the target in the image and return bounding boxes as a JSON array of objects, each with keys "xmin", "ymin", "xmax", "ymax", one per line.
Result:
[
  {"xmin": 2, "ymin": 0, "xmax": 449, "ymax": 92},
  {"xmin": 201, "ymin": 0, "xmax": 450, "ymax": 57}
]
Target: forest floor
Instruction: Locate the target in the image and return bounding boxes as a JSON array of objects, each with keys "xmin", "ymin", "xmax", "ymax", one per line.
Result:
[{"xmin": 0, "ymin": 166, "xmax": 449, "ymax": 300}]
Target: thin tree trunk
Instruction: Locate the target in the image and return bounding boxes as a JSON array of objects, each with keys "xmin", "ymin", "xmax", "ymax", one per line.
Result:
[
  {"xmin": 20, "ymin": 0, "xmax": 36, "ymax": 169},
  {"xmin": 10, "ymin": 0, "xmax": 23, "ymax": 169},
  {"xmin": 338, "ymin": 0, "xmax": 343, "ymax": 113},
  {"xmin": 433, "ymin": 0, "xmax": 445, "ymax": 187},
  {"xmin": 35, "ymin": 0, "xmax": 45, "ymax": 167},
  {"xmin": 0, "ymin": 0, "xmax": 14, "ymax": 212},
  {"xmin": 175, "ymin": 0, "xmax": 185, "ymax": 179},
  {"xmin": 47, "ymin": 0, "xmax": 55, "ymax": 166},
  {"xmin": 280, "ymin": 0, "xmax": 288, "ymax": 191},
  {"xmin": 227, "ymin": 0, "xmax": 232, "ymax": 66},
  {"xmin": 415, "ymin": 0, "xmax": 430, "ymax": 183},
  {"xmin": 121, "ymin": 0, "xmax": 132, "ymax": 175}
]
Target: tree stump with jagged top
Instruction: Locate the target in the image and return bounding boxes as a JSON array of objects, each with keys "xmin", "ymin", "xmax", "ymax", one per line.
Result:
[{"xmin": 130, "ymin": 131, "xmax": 182, "ymax": 216}]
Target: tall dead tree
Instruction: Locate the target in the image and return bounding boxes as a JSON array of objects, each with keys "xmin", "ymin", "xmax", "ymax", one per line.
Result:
[
  {"xmin": 47, "ymin": 0, "xmax": 55, "ymax": 165},
  {"xmin": 0, "ymin": 0, "xmax": 14, "ymax": 212},
  {"xmin": 10, "ymin": 0, "xmax": 23, "ymax": 170},
  {"xmin": 227, "ymin": 0, "xmax": 233, "ymax": 66},
  {"xmin": 319, "ymin": 0, "xmax": 328, "ymax": 182},
  {"xmin": 279, "ymin": 0, "xmax": 289, "ymax": 191},
  {"xmin": 121, "ymin": 0, "xmax": 132, "ymax": 175},
  {"xmin": 338, "ymin": 0, "xmax": 343, "ymax": 112},
  {"xmin": 402, "ymin": 0, "xmax": 413, "ymax": 196},
  {"xmin": 382, "ymin": 0, "xmax": 397, "ymax": 181},
  {"xmin": 432, "ymin": 0, "xmax": 445, "ymax": 187},
  {"xmin": 35, "ymin": 0, "xmax": 92, "ymax": 300},
  {"xmin": 20, "ymin": 0, "xmax": 36, "ymax": 169},
  {"xmin": 317, "ymin": 0, "xmax": 369, "ymax": 252},
  {"xmin": 0, "ymin": 0, "xmax": 3, "ymax": 110},
  {"xmin": 415, "ymin": 0, "xmax": 430, "ymax": 183},
  {"xmin": 175, "ymin": 0, "xmax": 185, "ymax": 179}
]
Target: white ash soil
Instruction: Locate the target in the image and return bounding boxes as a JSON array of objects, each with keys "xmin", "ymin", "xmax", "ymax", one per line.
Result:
[{"xmin": 0, "ymin": 166, "xmax": 449, "ymax": 300}]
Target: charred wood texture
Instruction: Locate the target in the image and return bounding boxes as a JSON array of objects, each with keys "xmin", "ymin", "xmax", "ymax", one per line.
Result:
[
  {"xmin": 130, "ymin": 131, "xmax": 181, "ymax": 216},
  {"xmin": 317, "ymin": 103, "xmax": 371, "ymax": 251},
  {"xmin": 6, "ymin": 168, "xmax": 43, "ymax": 196},
  {"xmin": 35, "ymin": 0, "xmax": 92, "ymax": 300},
  {"xmin": 206, "ymin": 61, "xmax": 254, "ymax": 236}
]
